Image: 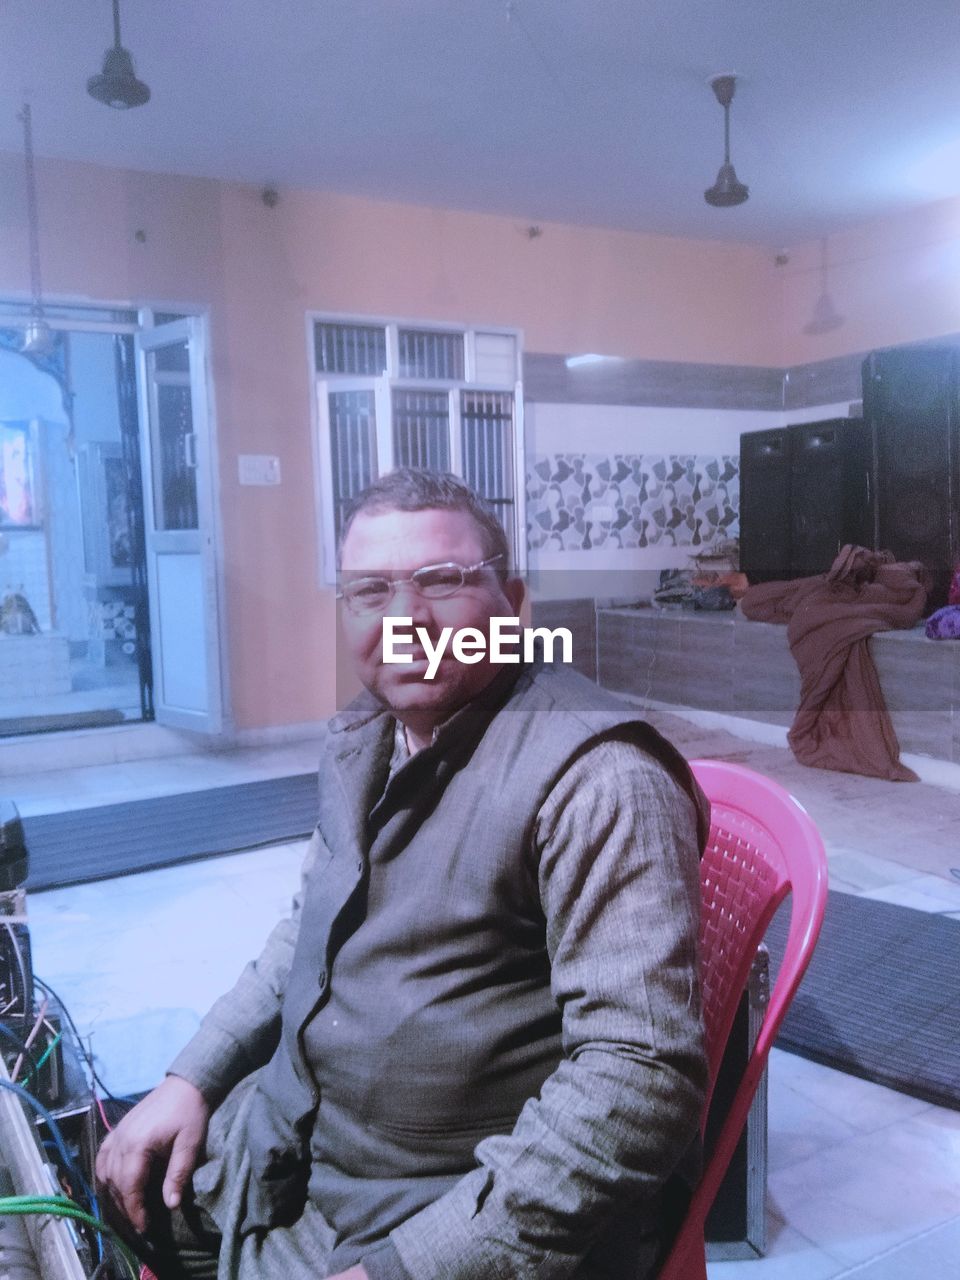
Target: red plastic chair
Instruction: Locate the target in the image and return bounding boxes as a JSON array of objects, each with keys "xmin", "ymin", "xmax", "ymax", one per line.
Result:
[{"xmin": 658, "ymin": 759, "xmax": 829, "ymax": 1280}]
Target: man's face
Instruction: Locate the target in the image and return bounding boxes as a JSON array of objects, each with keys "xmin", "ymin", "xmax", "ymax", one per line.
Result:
[{"xmin": 339, "ymin": 506, "xmax": 523, "ymax": 738}]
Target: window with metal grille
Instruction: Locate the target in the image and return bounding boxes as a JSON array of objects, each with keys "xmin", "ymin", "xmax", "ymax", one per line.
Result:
[
  {"xmin": 315, "ymin": 322, "xmax": 388, "ymax": 376},
  {"xmin": 392, "ymin": 389, "xmax": 450, "ymax": 472},
  {"xmin": 328, "ymin": 388, "xmax": 379, "ymax": 540},
  {"xmin": 461, "ymin": 390, "xmax": 516, "ymax": 566},
  {"xmin": 312, "ymin": 316, "xmax": 524, "ymax": 581},
  {"xmin": 397, "ymin": 328, "xmax": 464, "ymax": 380}
]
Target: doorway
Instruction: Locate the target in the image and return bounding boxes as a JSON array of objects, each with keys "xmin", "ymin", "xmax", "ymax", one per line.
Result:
[{"xmin": 0, "ymin": 308, "xmax": 223, "ymax": 737}]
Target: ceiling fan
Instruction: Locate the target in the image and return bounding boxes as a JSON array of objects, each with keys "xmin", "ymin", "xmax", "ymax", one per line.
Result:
[
  {"xmin": 704, "ymin": 74, "xmax": 749, "ymax": 208},
  {"xmin": 87, "ymin": 0, "xmax": 151, "ymax": 109}
]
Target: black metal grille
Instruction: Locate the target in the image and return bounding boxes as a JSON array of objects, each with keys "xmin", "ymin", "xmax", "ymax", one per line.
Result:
[
  {"xmin": 392, "ymin": 389, "xmax": 450, "ymax": 472},
  {"xmin": 315, "ymin": 322, "xmax": 387, "ymax": 376}
]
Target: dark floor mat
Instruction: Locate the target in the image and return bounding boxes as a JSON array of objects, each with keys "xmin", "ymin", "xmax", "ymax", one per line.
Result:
[
  {"xmin": 22, "ymin": 774, "xmax": 319, "ymax": 890},
  {"xmin": 765, "ymin": 889, "xmax": 960, "ymax": 1110}
]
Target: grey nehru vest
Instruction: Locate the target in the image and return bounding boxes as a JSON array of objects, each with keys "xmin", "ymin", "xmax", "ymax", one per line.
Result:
[{"xmin": 240, "ymin": 659, "xmax": 700, "ymax": 1261}]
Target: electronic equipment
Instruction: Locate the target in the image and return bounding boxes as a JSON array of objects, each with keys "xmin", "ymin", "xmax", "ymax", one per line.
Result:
[
  {"xmin": 0, "ymin": 1166, "xmax": 44, "ymax": 1280},
  {"xmin": 0, "ymin": 915, "xmax": 33, "ymax": 1025},
  {"xmin": 0, "ymin": 1055, "xmax": 88, "ymax": 1279},
  {"xmin": 0, "ymin": 800, "xmax": 29, "ymax": 891},
  {"xmin": 0, "ymin": 807, "xmax": 127, "ymax": 1276},
  {"xmin": 863, "ymin": 346, "xmax": 960, "ymax": 610},
  {"xmin": 739, "ymin": 420, "xmax": 873, "ymax": 584},
  {"xmin": 1, "ymin": 801, "xmax": 33, "ymax": 1026}
]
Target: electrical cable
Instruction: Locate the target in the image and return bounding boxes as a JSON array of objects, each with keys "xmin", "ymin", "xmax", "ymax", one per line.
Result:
[
  {"xmin": 0, "ymin": 1195, "xmax": 140, "ymax": 1279},
  {"xmin": 19, "ymin": 978, "xmax": 148, "ymax": 1265},
  {"xmin": 33, "ymin": 975, "xmax": 127, "ymax": 1102},
  {"xmin": 11, "ymin": 995, "xmax": 48, "ymax": 1081},
  {"xmin": 0, "ymin": 1078, "xmax": 98, "ymax": 1210},
  {"xmin": 0, "ymin": 1076, "xmax": 105, "ymax": 1261},
  {"xmin": 96, "ymin": 1092, "xmax": 115, "ymax": 1132},
  {"xmin": 23, "ymin": 1029, "xmax": 62, "ymax": 1084},
  {"xmin": 0, "ymin": 1018, "xmax": 42, "ymax": 1078},
  {"xmin": 23, "ymin": 978, "xmax": 142, "ymax": 1265}
]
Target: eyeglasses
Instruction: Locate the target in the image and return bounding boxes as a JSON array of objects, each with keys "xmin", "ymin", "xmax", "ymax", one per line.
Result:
[{"xmin": 337, "ymin": 554, "xmax": 504, "ymax": 615}]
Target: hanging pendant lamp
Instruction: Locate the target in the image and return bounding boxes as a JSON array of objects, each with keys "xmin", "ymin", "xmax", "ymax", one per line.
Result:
[
  {"xmin": 18, "ymin": 104, "xmax": 55, "ymax": 358},
  {"xmin": 704, "ymin": 74, "xmax": 749, "ymax": 208},
  {"xmin": 803, "ymin": 238, "xmax": 845, "ymax": 334},
  {"xmin": 87, "ymin": 0, "xmax": 151, "ymax": 109}
]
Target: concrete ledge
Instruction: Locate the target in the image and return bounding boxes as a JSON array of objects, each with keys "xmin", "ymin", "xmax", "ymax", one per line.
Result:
[
  {"xmin": 597, "ymin": 604, "xmax": 960, "ymax": 770},
  {"xmin": 0, "ymin": 717, "xmax": 327, "ymax": 777}
]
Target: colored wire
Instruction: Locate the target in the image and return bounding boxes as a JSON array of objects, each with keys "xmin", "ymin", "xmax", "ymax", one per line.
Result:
[
  {"xmin": 96, "ymin": 1091, "xmax": 115, "ymax": 1132},
  {"xmin": 0, "ymin": 1196, "xmax": 140, "ymax": 1279},
  {"xmin": 11, "ymin": 995, "xmax": 48, "ymax": 1081},
  {"xmin": 0, "ymin": 1071, "xmax": 106, "ymax": 1260},
  {"xmin": 0, "ymin": 1077, "xmax": 97, "ymax": 1211},
  {"xmin": 33, "ymin": 1029, "xmax": 62, "ymax": 1073},
  {"xmin": 0, "ymin": 1019, "xmax": 41, "ymax": 1078},
  {"xmin": 22, "ymin": 1029, "xmax": 62, "ymax": 1084},
  {"xmin": 32, "ymin": 975, "xmax": 126, "ymax": 1103}
]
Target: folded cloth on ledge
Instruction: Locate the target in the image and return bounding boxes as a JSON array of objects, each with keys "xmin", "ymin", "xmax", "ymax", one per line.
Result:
[{"xmin": 740, "ymin": 546, "xmax": 929, "ymax": 781}]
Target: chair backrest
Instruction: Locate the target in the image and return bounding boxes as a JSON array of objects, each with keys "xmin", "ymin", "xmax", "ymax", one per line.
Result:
[{"xmin": 658, "ymin": 759, "xmax": 828, "ymax": 1280}]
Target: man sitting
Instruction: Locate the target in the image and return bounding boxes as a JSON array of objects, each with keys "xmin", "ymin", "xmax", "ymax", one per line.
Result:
[{"xmin": 97, "ymin": 468, "xmax": 708, "ymax": 1280}]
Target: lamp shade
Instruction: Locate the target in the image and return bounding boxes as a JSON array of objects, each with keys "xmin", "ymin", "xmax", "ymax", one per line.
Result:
[
  {"xmin": 21, "ymin": 314, "xmax": 55, "ymax": 356},
  {"xmin": 87, "ymin": 44, "xmax": 150, "ymax": 109},
  {"xmin": 705, "ymin": 162, "xmax": 749, "ymax": 208},
  {"xmin": 803, "ymin": 291, "xmax": 845, "ymax": 335}
]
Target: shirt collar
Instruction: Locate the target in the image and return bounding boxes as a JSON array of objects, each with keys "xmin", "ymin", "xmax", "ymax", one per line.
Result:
[{"xmin": 330, "ymin": 658, "xmax": 536, "ymax": 750}]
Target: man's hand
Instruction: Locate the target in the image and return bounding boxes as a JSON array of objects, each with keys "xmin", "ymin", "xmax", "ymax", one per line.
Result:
[{"xmin": 95, "ymin": 1075, "xmax": 211, "ymax": 1234}]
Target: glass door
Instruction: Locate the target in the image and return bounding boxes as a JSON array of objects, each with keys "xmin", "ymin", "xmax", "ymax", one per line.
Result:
[{"xmin": 136, "ymin": 318, "xmax": 224, "ymax": 732}]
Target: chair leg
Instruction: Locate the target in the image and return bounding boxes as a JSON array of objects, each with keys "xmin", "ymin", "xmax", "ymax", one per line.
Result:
[{"xmin": 657, "ymin": 1232, "xmax": 707, "ymax": 1280}]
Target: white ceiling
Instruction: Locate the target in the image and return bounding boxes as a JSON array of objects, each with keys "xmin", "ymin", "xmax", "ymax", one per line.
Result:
[{"xmin": 2, "ymin": 0, "xmax": 960, "ymax": 246}]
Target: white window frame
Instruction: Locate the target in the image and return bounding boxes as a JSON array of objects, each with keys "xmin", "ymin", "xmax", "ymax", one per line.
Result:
[{"xmin": 307, "ymin": 312, "xmax": 526, "ymax": 583}]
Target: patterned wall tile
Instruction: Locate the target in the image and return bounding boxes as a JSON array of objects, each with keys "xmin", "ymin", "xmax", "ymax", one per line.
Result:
[{"xmin": 527, "ymin": 453, "xmax": 739, "ymax": 551}]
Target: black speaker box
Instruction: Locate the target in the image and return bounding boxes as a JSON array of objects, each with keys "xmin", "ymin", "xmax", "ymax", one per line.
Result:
[
  {"xmin": 862, "ymin": 347, "xmax": 959, "ymax": 608},
  {"xmin": 739, "ymin": 420, "xmax": 874, "ymax": 582},
  {"xmin": 739, "ymin": 428, "xmax": 792, "ymax": 581},
  {"xmin": 789, "ymin": 419, "xmax": 873, "ymax": 578}
]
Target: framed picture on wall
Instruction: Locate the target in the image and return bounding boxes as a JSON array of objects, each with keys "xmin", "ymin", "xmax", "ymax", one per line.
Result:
[{"xmin": 0, "ymin": 419, "xmax": 41, "ymax": 527}]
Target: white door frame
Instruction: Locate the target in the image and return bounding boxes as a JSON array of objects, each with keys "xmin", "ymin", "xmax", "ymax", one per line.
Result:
[{"xmin": 136, "ymin": 316, "xmax": 226, "ymax": 733}]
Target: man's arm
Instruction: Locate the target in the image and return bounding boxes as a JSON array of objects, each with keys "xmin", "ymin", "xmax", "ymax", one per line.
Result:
[
  {"xmin": 167, "ymin": 826, "xmax": 324, "ymax": 1103},
  {"xmin": 97, "ymin": 826, "xmax": 324, "ymax": 1232},
  {"xmin": 377, "ymin": 737, "xmax": 706, "ymax": 1280}
]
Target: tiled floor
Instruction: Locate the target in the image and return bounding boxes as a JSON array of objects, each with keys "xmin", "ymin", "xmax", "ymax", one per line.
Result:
[
  {"xmin": 0, "ymin": 655, "xmax": 142, "ymax": 729},
  {"xmin": 11, "ymin": 710, "xmax": 960, "ymax": 1279},
  {"xmin": 12, "ymin": 738, "xmax": 322, "ymax": 816}
]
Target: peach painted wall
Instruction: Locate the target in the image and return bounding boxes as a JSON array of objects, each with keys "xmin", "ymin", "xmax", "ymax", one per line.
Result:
[
  {"xmin": 212, "ymin": 184, "xmax": 779, "ymax": 726},
  {"xmin": 0, "ymin": 150, "xmax": 781, "ymax": 729},
  {"xmin": 0, "ymin": 152, "xmax": 227, "ymax": 312},
  {"xmin": 778, "ymin": 195, "xmax": 960, "ymax": 365},
  {"xmin": 4, "ymin": 148, "xmax": 958, "ymax": 729},
  {"xmin": 233, "ymin": 185, "xmax": 780, "ymax": 364}
]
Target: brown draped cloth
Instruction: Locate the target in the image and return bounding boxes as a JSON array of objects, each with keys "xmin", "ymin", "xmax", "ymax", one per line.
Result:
[{"xmin": 740, "ymin": 546, "xmax": 929, "ymax": 781}]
